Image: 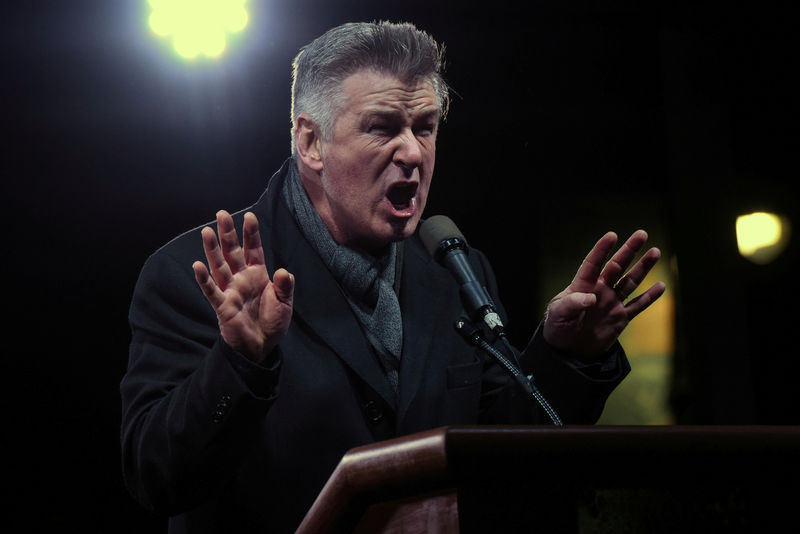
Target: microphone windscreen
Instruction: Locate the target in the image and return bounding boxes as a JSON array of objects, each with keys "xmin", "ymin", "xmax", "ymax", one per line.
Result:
[{"xmin": 419, "ymin": 215, "xmax": 467, "ymax": 258}]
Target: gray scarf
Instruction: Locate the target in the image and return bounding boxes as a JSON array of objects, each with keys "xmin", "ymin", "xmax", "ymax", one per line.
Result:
[{"xmin": 282, "ymin": 163, "xmax": 403, "ymax": 393}]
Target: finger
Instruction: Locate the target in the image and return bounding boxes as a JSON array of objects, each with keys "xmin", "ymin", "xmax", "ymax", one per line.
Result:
[
  {"xmin": 600, "ymin": 229, "xmax": 648, "ymax": 286},
  {"xmin": 272, "ymin": 268, "xmax": 295, "ymax": 306},
  {"xmin": 571, "ymin": 232, "xmax": 618, "ymax": 290},
  {"xmin": 193, "ymin": 261, "xmax": 226, "ymax": 310},
  {"xmin": 216, "ymin": 210, "xmax": 247, "ymax": 274},
  {"xmin": 201, "ymin": 226, "xmax": 234, "ymax": 290},
  {"xmin": 242, "ymin": 212, "xmax": 266, "ymax": 267},
  {"xmin": 625, "ymin": 281, "xmax": 666, "ymax": 319},
  {"xmin": 614, "ymin": 247, "xmax": 661, "ymax": 300}
]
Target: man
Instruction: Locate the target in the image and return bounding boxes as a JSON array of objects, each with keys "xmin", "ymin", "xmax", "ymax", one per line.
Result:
[{"xmin": 121, "ymin": 21, "xmax": 664, "ymax": 533}]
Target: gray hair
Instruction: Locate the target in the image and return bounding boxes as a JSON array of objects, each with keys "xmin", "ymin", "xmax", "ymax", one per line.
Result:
[{"xmin": 290, "ymin": 21, "xmax": 449, "ymax": 156}]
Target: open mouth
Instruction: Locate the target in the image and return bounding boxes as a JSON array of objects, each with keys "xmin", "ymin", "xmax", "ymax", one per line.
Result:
[{"xmin": 386, "ymin": 182, "xmax": 418, "ymax": 210}]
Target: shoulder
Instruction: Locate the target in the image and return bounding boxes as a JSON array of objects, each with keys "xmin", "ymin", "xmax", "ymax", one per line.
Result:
[{"xmin": 138, "ymin": 158, "xmax": 296, "ymax": 284}]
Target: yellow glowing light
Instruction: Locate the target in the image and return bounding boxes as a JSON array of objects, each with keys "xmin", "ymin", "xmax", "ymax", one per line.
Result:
[
  {"xmin": 736, "ymin": 211, "xmax": 791, "ymax": 264},
  {"xmin": 148, "ymin": 0, "xmax": 249, "ymax": 60}
]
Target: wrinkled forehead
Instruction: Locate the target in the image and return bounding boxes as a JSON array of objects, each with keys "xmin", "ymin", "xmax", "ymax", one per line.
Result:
[{"xmin": 337, "ymin": 69, "xmax": 440, "ymax": 118}]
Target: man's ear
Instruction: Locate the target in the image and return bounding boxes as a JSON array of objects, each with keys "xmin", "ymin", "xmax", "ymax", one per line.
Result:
[{"xmin": 295, "ymin": 114, "xmax": 323, "ymax": 172}]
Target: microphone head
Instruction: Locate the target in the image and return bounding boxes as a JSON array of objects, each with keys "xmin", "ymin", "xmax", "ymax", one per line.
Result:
[{"xmin": 419, "ymin": 215, "xmax": 468, "ymax": 259}]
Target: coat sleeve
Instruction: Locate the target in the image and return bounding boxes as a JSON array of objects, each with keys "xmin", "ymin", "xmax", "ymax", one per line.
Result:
[
  {"xmin": 468, "ymin": 247, "xmax": 630, "ymax": 425},
  {"xmin": 120, "ymin": 244, "xmax": 281, "ymax": 514}
]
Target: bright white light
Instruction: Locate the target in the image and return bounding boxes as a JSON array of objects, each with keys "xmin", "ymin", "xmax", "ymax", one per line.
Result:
[
  {"xmin": 148, "ymin": 0, "xmax": 249, "ymax": 60},
  {"xmin": 736, "ymin": 211, "xmax": 791, "ymax": 264}
]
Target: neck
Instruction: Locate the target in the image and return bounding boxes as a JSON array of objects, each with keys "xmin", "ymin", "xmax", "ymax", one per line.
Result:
[{"xmin": 296, "ymin": 163, "xmax": 394, "ymax": 255}]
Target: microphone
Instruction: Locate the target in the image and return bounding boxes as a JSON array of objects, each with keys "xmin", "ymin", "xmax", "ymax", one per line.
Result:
[
  {"xmin": 419, "ymin": 215, "xmax": 505, "ymax": 336},
  {"xmin": 421, "ymin": 216, "xmax": 563, "ymax": 425}
]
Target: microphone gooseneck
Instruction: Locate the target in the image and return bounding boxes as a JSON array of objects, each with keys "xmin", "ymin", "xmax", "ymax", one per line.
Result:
[{"xmin": 455, "ymin": 318, "xmax": 563, "ymax": 426}]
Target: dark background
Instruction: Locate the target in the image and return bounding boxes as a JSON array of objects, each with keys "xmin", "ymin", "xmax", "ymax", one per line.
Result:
[{"xmin": 4, "ymin": 0, "xmax": 797, "ymax": 530}]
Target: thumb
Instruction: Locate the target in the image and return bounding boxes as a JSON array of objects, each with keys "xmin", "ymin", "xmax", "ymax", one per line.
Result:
[{"xmin": 272, "ymin": 268, "xmax": 295, "ymax": 305}]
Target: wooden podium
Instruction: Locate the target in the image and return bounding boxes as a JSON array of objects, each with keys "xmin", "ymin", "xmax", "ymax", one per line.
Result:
[{"xmin": 297, "ymin": 425, "xmax": 800, "ymax": 533}]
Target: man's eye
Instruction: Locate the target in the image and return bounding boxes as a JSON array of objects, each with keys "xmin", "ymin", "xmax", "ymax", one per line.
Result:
[
  {"xmin": 414, "ymin": 124, "xmax": 435, "ymax": 136},
  {"xmin": 369, "ymin": 124, "xmax": 390, "ymax": 133}
]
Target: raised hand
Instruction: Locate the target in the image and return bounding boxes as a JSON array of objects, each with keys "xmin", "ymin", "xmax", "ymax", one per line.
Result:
[
  {"xmin": 543, "ymin": 230, "xmax": 665, "ymax": 357},
  {"xmin": 192, "ymin": 210, "xmax": 294, "ymax": 364}
]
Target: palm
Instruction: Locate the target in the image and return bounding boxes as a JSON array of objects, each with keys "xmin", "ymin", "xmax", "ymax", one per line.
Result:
[
  {"xmin": 193, "ymin": 211, "xmax": 294, "ymax": 364},
  {"xmin": 214, "ymin": 265, "xmax": 268, "ymax": 350}
]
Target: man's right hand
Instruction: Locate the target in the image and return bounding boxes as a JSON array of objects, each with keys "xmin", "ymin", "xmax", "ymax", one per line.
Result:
[{"xmin": 192, "ymin": 210, "xmax": 294, "ymax": 365}]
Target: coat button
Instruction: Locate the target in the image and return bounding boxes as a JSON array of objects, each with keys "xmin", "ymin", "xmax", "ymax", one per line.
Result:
[
  {"xmin": 364, "ymin": 400, "xmax": 383, "ymax": 423},
  {"xmin": 212, "ymin": 394, "xmax": 232, "ymax": 423}
]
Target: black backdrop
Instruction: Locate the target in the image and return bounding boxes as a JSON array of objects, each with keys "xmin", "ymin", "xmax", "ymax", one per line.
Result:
[{"xmin": 4, "ymin": 1, "xmax": 797, "ymax": 530}]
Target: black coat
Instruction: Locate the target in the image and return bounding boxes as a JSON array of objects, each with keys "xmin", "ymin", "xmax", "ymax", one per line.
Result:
[{"xmin": 121, "ymin": 159, "xmax": 629, "ymax": 532}]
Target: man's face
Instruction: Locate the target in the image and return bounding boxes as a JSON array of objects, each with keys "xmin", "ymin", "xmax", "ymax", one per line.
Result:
[{"xmin": 312, "ymin": 69, "xmax": 439, "ymax": 252}]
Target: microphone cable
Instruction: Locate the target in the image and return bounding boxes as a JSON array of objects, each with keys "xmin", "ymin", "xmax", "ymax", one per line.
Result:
[{"xmin": 455, "ymin": 318, "xmax": 563, "ymax": 426}]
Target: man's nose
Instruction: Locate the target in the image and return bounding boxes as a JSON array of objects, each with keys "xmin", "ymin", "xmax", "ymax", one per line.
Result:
[{"xmin": 393, "ymin": 129, "xmax": 423, "ymax": 173}]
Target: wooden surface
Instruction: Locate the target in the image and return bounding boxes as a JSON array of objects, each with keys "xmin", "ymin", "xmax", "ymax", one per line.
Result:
[
  {"xmin": 296, "ymin": 427, "xmax": 451, "ymax": 534},
  {"xmin": 353, "ymin": 489, "xmax": 458, "ymax": 534},
  {"xmin": 297, "ymin": 426, "xmax": 800, "ymax": 533}
]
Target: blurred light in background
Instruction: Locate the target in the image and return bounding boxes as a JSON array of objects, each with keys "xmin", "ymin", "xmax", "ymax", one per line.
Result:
[
  {"xmin": 148, "ymin": 0, "xmax": 249, "ymax": 60},
  {"xmin": 736, "ymin": 211, "xmax": 791, "ymax": 265}
]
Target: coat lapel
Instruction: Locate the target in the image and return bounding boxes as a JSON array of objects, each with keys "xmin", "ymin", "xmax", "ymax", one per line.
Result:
[{"xmin": 395, "ymin": 237, "xmax": 454, "ymax": 423}]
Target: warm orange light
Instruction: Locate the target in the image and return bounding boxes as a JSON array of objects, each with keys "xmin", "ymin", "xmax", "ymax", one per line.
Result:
[{"xmin": 736, "ymin": 211, "xmax": 791, "ymax": 264}]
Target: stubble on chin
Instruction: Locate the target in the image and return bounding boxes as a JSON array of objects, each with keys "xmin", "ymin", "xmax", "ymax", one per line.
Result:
[{"xmin": 388, "ymin": 216, "xmax": 420, "ymax": 243}]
